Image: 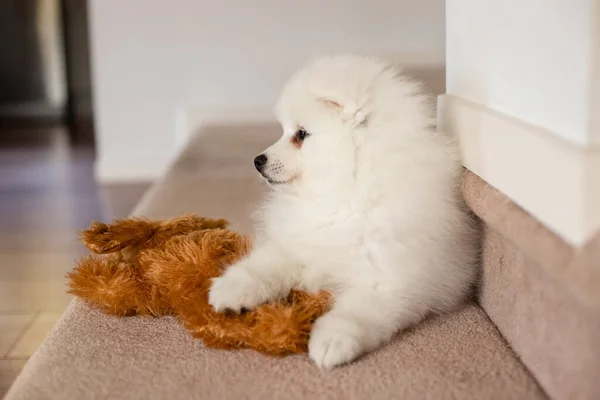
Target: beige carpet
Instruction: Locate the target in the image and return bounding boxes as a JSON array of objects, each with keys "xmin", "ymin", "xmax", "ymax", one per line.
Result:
[
  {"xmin": 6, "ymin": 124, "xmax": 547, "ymax": 399},
  {"xmin": 463, "ymin": 172, "xmax": 600, "ymax": 400},
  {"xmin": 7, "ymin": 300, "xmax": 543, "ymax": 400}
]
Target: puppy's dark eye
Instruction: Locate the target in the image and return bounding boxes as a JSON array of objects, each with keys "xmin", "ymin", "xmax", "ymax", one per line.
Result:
[
  {"xmin": 295, "ymin": 128, "xmax": 310, "ymax": 141},
  {"xmin": 291, "ymin": 128, "xmax": 311, "ymax": 148}
]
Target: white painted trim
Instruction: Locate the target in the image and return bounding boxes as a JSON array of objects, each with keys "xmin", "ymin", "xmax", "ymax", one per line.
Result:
[
  {"xmin": 438, "ymin": 94, "xmax": 600, "ymax": 247},
  {"xmin": 95, "ymin": 156, "xmax": 172, "ymax": 183},
  {"xmin": 183, "ymin": 106, "xmax": 275, "ymax": 143},
  {"xmin": 96, "ymin": 106, "xmax": 275, "ymax": 183}
]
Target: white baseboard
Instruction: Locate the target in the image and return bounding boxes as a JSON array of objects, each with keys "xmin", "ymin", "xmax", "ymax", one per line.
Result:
[
  {"xmin": 182, "ymin": 106, "xmax": 275, "ymax": 142},
  {"xmin": 95, "ymin": 156, "xmax": 173, "ymax": 183},
  {"xmin": 96, "ymin": 106, "xmax": 275, "ymax": 184},
  {"xmin": 438, "ymin": 94, "xmax": 600, "ymax": 247}
]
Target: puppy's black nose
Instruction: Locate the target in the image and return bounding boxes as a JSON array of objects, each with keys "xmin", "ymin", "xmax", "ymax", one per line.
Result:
[{"xmin": 254, "ymin": 154, "xmax": 268, "ymax": 171}]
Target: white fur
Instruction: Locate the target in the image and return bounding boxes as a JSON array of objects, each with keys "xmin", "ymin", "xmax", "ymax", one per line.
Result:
[{"xmin": 208, "ymin": 55, "xmax": 479, "ymax": 369}]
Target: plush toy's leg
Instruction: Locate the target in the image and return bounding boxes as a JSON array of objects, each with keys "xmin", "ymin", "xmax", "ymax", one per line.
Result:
[
  {"xmin": 199, "ymin": 289, "xmax": 332, "ymax": 355},
  {"xmin": 208, "ymin": 241, "xmax": 301, "ymax": 313},
  {"xmin": 153, "ymin": 215, "xmax": 230, "ymax": 246},
  {"xmin": 251, "ymin": 289, "xmax": 332, "ymax": 354},
  {"xmin": 81, "ymin": 219, "xmax": 158, "ymax": 254},
  {"xmin": 81, "ymin": 214, "xmax": 229, "ymax": 254},
  {"xmin": 67, "ymin": 255, "xmax": 168, "ymax": 316}
]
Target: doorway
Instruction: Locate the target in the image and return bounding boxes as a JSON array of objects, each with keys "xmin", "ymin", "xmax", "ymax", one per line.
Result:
[{"xmin": 0, "ymin": 0, "xmax": 95, "ymax": 147}]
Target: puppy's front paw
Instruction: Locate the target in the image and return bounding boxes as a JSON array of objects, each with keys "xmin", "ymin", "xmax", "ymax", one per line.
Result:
[
  {"xmin": 308, "ymin": 314, "xmax": 365, "ymax": 369},
  {"xmin": 208, "ymin": 268, "xmax": 268, "ymax": 313}
]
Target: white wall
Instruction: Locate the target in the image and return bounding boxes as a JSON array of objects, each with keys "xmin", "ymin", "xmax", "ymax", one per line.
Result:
[
  {"xmin": 441, "ymin": 0, "xmax": 600, "ymax": 246},
  {"xmin": 89, "ymin": 0, "xmax": 446, "ymax": 182},
  {"xmin": 446, "ymin": 0, "xmax": 597, "ymax": 147},
  {"xmin": 0, "ymin": 0, "xmax": 65, "ymax": 116}
]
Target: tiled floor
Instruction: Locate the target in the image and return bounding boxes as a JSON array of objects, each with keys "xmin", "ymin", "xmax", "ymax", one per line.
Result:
[{"xmin": 0, "ymin": 125, "xmax": 149, "ymax": 395}]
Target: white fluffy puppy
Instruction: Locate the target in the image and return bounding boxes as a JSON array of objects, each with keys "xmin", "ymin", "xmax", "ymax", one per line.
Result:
[{"xmin": 208, "ymin": 54, "xmax": 479, "ymax": 369}]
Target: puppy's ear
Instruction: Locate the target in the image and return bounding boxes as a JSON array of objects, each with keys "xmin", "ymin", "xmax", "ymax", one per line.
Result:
[
  {"xmin": 322, "ymin": 99, "xmax": 342, "ymax": 110},
  {"xmin": 319, "ymin": 97, "xmax": 367, "ymax": 126}
]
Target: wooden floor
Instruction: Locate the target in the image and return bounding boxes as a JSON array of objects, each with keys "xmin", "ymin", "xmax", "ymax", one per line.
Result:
[{"xmin": 0, "ymin": 125, "xmax": 149, "ymax": 395}]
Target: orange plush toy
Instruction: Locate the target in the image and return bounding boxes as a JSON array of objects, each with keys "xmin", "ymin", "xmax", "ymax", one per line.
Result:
[{"xmin": 66, "ymin": 214, "xmax": 331, "ymax": 356}]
